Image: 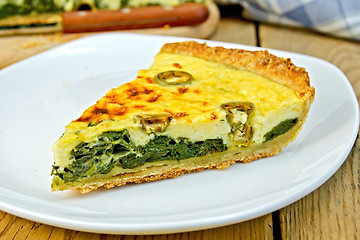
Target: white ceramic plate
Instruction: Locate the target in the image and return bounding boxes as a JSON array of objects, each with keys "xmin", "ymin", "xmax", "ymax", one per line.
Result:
[{"xmin": 0, "ymin": 33, "xmax": 358, "ymax": 235}]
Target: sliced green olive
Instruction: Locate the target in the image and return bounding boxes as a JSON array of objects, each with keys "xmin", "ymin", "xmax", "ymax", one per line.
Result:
[
  {"xmin": 154, "ymin": 71, "xmax": 193, "ymax": 86},
  {"xmin": 221, "ymin": 102, "xmax": 254, "ymax": 116},
  {"xmin": 221, "ymin": 102, "xmax": 255, "ymax": 146},
  {"xmin": 231, "ymin": 123, "xmax": 252, "ymax": 145},
  {"xmin": 136, "ymin": 113, "xmax": 172, "ymax": 133}
]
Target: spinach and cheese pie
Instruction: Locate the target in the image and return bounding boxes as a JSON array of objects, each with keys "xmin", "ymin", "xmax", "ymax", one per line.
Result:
[
  {"xmin": 0, "ymin": 0, "xmax": 204, "ymax": 29},
  {"xmin": 51, "ymin": 41, "xmax": 315, "ymax": 193}
]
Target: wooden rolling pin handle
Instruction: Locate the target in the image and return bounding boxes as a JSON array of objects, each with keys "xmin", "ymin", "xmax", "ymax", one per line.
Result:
[{"xmin": 62, "ymin": 3, "xmax": 209, "ymax": 33}]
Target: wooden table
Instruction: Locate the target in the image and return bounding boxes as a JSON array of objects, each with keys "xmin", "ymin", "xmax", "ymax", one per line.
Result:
[{"xmin": 1, "ymin": 14, "xmax": 359, "ymax": 240}]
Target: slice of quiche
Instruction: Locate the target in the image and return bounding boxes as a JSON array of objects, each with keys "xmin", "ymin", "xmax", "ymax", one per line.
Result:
[{"xmin": 51, "ymin": 41, "xmax": 315, "ymax": 193}]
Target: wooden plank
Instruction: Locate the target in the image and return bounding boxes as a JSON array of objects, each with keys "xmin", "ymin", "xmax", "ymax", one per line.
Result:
[
  {"xmin": 210, "ymin": 18, "xmax": 257, "ymax": 45},
  {"xmin": 0, "ymin": 213, "xmax": 273, "ymax": 240},
  {"xmin": 0, "ymin": 212, "xmax": 35, "ymax": 240},
  {"xmin": 258, "ymin": 24, "xmax": 360, "ymax": 239},
  {"xmin": 0, "ymin": 33, "xmax": 83, "ymax": 69}
]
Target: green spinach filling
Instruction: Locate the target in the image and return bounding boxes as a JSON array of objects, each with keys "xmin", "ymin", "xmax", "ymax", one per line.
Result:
[
  {"xmin": 264, "ymin": 118, "xmax": 298, "ymax": 142},
  {"xmin": 51, "ymin": 130, "xmax": 227, "ymax": 182},
  {"xmin": 51, "ymin": 117, "xmax": 298, "ymax": 183}
]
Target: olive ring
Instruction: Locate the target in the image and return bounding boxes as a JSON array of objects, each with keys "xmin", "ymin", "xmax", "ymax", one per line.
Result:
[{"xmin": 154, "ymin": 70, "xmax": 194, "ymax": 86}]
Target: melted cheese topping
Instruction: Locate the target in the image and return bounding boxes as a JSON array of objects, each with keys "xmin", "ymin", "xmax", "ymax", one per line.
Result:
[{"xmin": 53, "ymin": 53, "xmax": 304, "ymax": 167}]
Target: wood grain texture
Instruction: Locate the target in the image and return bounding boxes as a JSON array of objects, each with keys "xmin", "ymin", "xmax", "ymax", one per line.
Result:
[
  {"xmin": 0, "ymin": 211, "xmax": 273, "ymax": 240},
  {"xmin": 0, "ymin": 33, "xmax": 84, "ymax": 69},
  {"xmin": 259, "ymin": 24, "xmax": 360, "ymax": 239},
  {"xmin": 210, "ymin": 18, "xmax": 257, "ymax": 45},
  {"xmin": 0, "ymin": 19, "xmax": 276, "ymax": 240}
]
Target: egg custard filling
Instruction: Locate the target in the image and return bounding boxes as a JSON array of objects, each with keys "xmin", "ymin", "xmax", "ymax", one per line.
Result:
[{"xmin": 51, "ymin": 41, "xmax": 315, "ymax": 193}]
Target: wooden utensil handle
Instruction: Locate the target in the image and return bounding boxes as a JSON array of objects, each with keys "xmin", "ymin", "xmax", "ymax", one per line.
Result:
[{"xmin": 62, "ymin": 3, "xmax": 209, "ymax": 33}]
